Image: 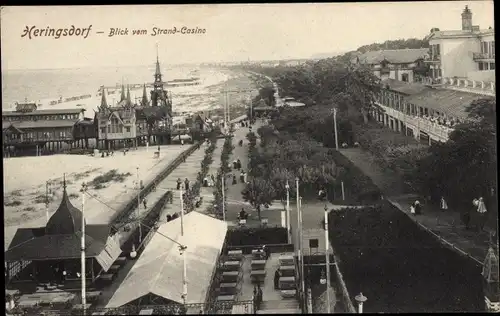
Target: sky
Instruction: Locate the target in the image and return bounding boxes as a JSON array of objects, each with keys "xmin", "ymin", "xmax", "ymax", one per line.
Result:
[{"xmin": 1, "ymin": 2, "xmax": 495, "ymax": 70}]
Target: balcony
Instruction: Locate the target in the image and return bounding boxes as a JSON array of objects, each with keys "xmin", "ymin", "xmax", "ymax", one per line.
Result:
[
  {"xmin": 441, "ymin": 77, "xmax": 495, "ymax": 96},
  {"xmin": 424, "ymin": 55, "xmax": 441, "ymax": 63},
  {"xmin": 473, "ymin": 52, "xmax": 495, "ymax": 61}
]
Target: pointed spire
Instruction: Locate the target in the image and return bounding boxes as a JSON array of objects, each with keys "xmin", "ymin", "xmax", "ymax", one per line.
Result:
[
  {"xmin": 126, "ymin": 85, "xmax": 132, "ymax": 106},
  {"xmin": 120, "ymin": 83, "xmax": 126, "ymax": 102},
  {"xmin": 142, "ymin": 83, "xmax": 149, "ymax": 107},
  {"xmin": 63, "ymin": 173, "xmax": 67, "ymax": 190},
  {"xmin": 155, "ymin": 43, "xmax": 162, "ymax": 80},
  {"xmin": 100, "ymin": 86, "xmax": 108, "ymax": 110}
]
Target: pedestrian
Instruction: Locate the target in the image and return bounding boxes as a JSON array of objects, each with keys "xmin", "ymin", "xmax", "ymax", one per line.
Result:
[
  {"xmin": 243, "ymin": 171, "xmax": 248, "ymax": 184},
  {"xmin": 184, "ymin": 178, "xmax": 190, "ymax": 191},
  {"xmin": 232, "ymin": 174, "xmax": 237, "ymax": 185},
  {"xmin": 263, "ymin": 245, "xmax": 270, "ymax": 259},
  {"xmin": 440, "ymin": 196, "xmax": 448, "ymax": 211},
  {"xmin": 203, "ymin": 176, "xmax": 209, "ymax": 187},
  {"xmin": 167, "ymin": 214, "xmax": 172, "ymax": 222},
  {"xmin": 476, "ymin": 197, "xmax": 488, "ymax": 231},
  {"xmin": 240, "ymin": 171, "xmax": 245, "ymax": 183},
  {"xmin": 143, "ymin": 199, "xmax": 147, "ymax": 209},
  {"xmin": 257, "ymin": 284, "xmax": 263, "ymax": 305},
  {"xmin": 211, "ymin": 174, "xmax": 215, "ymax": 184},
  {"xmin": 236, "ymin": 159, "xmax": 242, "ymax": 170},
  {"xmin": 274, "ymin": 269, "xmax": 282, "ymax": 290},
  {"xmin": 414, "ymin": 200, "xmax": 421, "ymax": 215},
  {"xmin": 233, "ymin": 159, "xmax": 238, "ymax": 169},
  {"xmin": 177, "ymin": 178, "xmax": 182, "ymax": 190}
]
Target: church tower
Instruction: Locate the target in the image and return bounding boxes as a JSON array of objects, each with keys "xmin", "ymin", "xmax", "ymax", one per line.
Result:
[
  {"xmin": 99, "ymin": 86, "xmax": 108, "ymax": 111},
  {"xmin": 462, "ymin": 5, "xmax": 473, "ymax": 31},
  {"xmin": 120, "ymin": 81, "xmax": 126, "ymax": 102},
  {"xmin": 126, "ymin": 85, "xmax": 132, "ymax": 107},
  {"xmin": 150, "ymin": 44, "xmax": 172, "ymax": 113}
]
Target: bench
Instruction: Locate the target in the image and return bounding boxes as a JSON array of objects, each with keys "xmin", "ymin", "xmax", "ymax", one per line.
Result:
[
  {"xmin": 279, "ymin": 265, "xmax": 295, "ymax": 277},
  {"xmin": 222, "ymin": 271, "xmax": 240, "ymax": 283},
  {"xmin": 279, "ymin": 255, "xmax": 295, "ymax": 266},
  {"xmin": 279, "ymin": 276, "xmax": 296, "ymax": 290},
  {"xmin": 251, "ymin": 260, "xmax": 266, "ymax": 270},
  {"xmin": 280, "ymin": 289, "xmax": 297, "ymax": 298},
  {"xmin": 250, "ymin": 270, "xmax": 266, "ymax": 283},
  {"xmin": 217, "ymin": 295, "xmax": 235, "ymax": 302},
  {"xmin": 223, "ymin": 261, "xmax": 241, "ymax": 272},
  {"xmin": 227, "ymin": 250, "xmax": 243, "ymax": 260},
  {"xmin": 109, "ymin": 264, "xmax": 121, "ymax": 272},
  {"xmin": 139, "ymin": 309, "xmax": 154, "ymax": 315},
  {"xmin": 115, "ymin": 257, "xmax": 127, "ymax": 265},
  {"xmin": 100, "ymin": 273, "xmax": 115, "ymax": 282},
  {"xmin": 219, "ymin": 282, "xmax": 238, "ymax": 295}
]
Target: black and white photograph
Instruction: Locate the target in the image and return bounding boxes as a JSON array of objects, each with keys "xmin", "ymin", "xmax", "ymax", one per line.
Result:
[{"xmin": 1, "ymin": 2, "xmax": 497, "ymax": 314}]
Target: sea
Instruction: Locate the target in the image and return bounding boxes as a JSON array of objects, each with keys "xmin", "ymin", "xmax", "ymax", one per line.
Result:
[{"xmin": 1, "ymin": 65, "xmax": 239, "ymax": 118}]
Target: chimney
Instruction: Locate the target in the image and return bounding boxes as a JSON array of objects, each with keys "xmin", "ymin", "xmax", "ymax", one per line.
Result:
[{"xmin": 462, "ymin": 5, "xmax": 473, "ymax": 31}]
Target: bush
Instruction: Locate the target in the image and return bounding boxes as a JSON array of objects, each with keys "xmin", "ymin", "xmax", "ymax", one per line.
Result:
[
  {"xmin": 90, "ymin": 169, "xmax": 132, "ymax": 188},
  {"xmin": 4, "ymin": 200, "xmax": 22, "ymax": 207},
  {"xmin": 225, "ymin": 227, "xmax": 288, "ymax": 246}
]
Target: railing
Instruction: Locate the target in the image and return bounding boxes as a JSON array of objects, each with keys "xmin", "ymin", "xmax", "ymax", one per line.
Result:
[
  {"xmin": 379, "ymin": 67, "xmax": 391, "ymax": 74},
  {"xmin": 9, "ymin": 301, "xmax": 254, "ymax": 315},
  {"xmin": 441, "ymin": 77, "xmax": 495, "ymax": 96},
  {"xmin": 424, "ymin": 55, "xmax": 441, "ymax": 62},
  {"xmin": 110, "ymin": 142, "xmax": 201, "ymax": 227},
  {"xmin": 473, "ymin": 52, "xmax": 496, "ymax": 60},
  {"xmin": 226, "ymin": 243, "xmax": 295, "ymax": 254},
  {"xmin": 376, "ymin": 103, "xmax": 452, "ymax": 142}
]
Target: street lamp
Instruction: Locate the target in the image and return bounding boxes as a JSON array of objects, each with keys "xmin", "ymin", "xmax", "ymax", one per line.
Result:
[
  {"xmin": 332, "ymin": 107, "xmax": 339, "ymax": 151},
  {"xmin": 355, "ymin": 292, "xmax": 367, "ymax": 314},
  {"xmin": 285, "ymin": 180, "xmax": 291, "ymax": 244},
  {"xmin": 324, "ymin": 204, "xmax": 332, "ymax": 314}
]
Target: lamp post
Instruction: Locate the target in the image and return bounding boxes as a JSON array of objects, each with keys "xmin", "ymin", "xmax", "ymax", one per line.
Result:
[
  {"xmin": 299, "ymin": 196, "xmax": 305, "ymax": 309},
  {"xmin": 45, "ymin": 181, "xmax": 51, "ymax": 224},
  {"xmin": 324, "ymin": 205, "xmax": 331, "ymax": 313},
  {"xmin": 179, "ymin": 183, "xmax": 187, "ymax": 305},
  {"xmin": 285, "ymin": 180, "xmax": 291, "ymax": 244},
  {"xmin": 137, "ymin": 167, "xmax": 142, "ymax": 244},
  {"xmin": 355, "ymin": 293, "xmax": 367, "ymax": 314},
  {"xmin": 221, "ymin": 173, "xmax": 226, "ymax": 222},
  {"xmin": 333, "ymin": 107, "xmax": 339, "ymax": 151},
  {"xmin": 80, "ymin": 183, "xmax": 87, "ymax": 313}
]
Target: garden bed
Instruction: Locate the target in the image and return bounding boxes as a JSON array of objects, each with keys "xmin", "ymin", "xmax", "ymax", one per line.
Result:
[{"xmin": 328, "ymin": 203, "xmax": 484, "ymax": 313}]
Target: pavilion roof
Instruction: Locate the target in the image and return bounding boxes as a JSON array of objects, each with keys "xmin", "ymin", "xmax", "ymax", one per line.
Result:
[{"xmin": 4, "ymin": 177, "xmax": 121, "ymax": 271}]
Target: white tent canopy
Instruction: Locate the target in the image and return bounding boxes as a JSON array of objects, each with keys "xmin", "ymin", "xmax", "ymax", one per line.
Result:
[{"xmin": 106, "ymin": 212, "xmax": 228, "ymax": 308}]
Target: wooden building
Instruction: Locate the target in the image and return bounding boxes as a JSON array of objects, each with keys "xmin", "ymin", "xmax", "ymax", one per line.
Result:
[
  {"xmin": 5, "ymin": 178, "xmax": 122, "ymax": 287},
  {"xmin": 2, "ymin": 102, "xmax": 85, "ymax": 156}
]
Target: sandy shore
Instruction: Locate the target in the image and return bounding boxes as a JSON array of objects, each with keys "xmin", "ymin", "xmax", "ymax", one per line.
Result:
[{"xmin": 3, "ymin": 145, "xmax": 188, "ymax": 248}]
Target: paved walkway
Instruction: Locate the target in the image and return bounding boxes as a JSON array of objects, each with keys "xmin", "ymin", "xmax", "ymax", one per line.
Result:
[{"xmin": 339, "ymin": 147, "xmax": 493, "ymax": 265}]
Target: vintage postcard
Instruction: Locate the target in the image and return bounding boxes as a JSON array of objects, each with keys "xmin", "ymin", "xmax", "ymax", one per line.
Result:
[{"xmin": 1, "ymin": 2, "xmax": 497, "ymax": 314}]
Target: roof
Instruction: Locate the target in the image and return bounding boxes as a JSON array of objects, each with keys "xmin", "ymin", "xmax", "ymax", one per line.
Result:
[
  {"xmin": 4, "ymin": 120, "xmax": 78, "ymax": 130},
  {"xmin": 428, "ymin": 29, "xmax": 494, "ymax": 40},
  {"xmin": 4, "ymin": 182, "xmax": 121, "ymax": 271},
  {"xmin": 106, "ymin": 212, "xmax": 228, "ymax": 308},
  {"xmin": 404, "ymin": 88, "xmax": 490, "ymax": 119},
  {"xmin": 46, "ymin": 182, "xmax": 85, "ymax": 235},
  {"xmin": 381, "ymin": 78, "xmax": 430, "ymax": 95},
  {"xmin": 355, "ymin": 48, "xmax": 428, "ymax": 65},
  {"xmin": 2, "ymin": 124, "xmax": 24, "ymax": 134},
  {"xmin": 2, "ymin": 108, "xmax": 84, "ymax": 116}
]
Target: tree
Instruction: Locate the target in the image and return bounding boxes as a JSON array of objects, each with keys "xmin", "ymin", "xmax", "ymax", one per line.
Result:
[{"xmin": 241, "ymin": 178, "xmax": 276, "ymax": 222}]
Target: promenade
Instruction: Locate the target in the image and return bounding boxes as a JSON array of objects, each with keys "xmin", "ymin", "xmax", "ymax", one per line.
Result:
[{"xmin": 340, "ymin": 147, "xmax": 493, "ymax": 265}]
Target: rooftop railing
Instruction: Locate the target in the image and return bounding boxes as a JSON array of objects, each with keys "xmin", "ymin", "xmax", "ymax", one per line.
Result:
[
  {"xmin": 473, "ymin": 52, "xmax": 496, "ymax": 60},
  {"xmin": 418, "ymin": 77, "xmax": 495, "ymax": 96}
]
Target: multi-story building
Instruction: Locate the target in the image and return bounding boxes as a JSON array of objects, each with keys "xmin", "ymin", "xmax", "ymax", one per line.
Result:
[
  {"xmin": 371, "ymin": 78, "xmax": 491, "ymax": 144},
  {"xmin": 2, "ymin": 102, "xmax": 85, "ymax": 156},
  {"xmin": 352, "ymin": 49, "xmax": 429, "ymax": 83},
  {"xmin": 95, "ymin": 52, "xmax": 174, "ymax": 149},
  {"xmin": 425, "ymin": 5, "xmax": 495, "ymax": 83}
]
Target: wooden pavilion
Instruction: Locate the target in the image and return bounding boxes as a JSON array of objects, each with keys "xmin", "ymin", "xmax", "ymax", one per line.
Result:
[{"xmin": 5, "ymin": 177, "xmax": 122, "ymax": 287}]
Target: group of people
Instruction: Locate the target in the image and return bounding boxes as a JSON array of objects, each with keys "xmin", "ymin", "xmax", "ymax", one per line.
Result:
[
  {"xmin": 203, "ymin": 174, "xmax": 216, "ymax": 187},
  {"xmin": 421, "ymin": 114, "xmax": 460, "ymax": 128},
  {"xmin": 176, "ymin": 178, "xmax": 190, "ymax": 191}
]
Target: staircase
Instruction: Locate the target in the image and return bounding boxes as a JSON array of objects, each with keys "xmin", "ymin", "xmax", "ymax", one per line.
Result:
[{"xmin": 257, "ymin": 299, "xmax": 301, "ymax": 314}]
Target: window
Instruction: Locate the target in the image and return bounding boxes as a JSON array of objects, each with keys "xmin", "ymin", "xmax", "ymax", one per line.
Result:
[
  {"xmin": 101, "ymin": 128, "xmax": 106, "ymax": 134},
  {"xmin": 126, "ymin": 127, "xmax": 131, "ymax": 133},
  {"xmin": 402, "ymin": 73, "xmax": 409, "ymax": 82},
  {"xmin": 479, "ymin": 62, "xmax": 484, "ymax": 71},
  {"xmin": 436, "ymin": 44, "xmax": 440, "ymax": 56},
  {"xmin": 490, "ymin": 63, "xmax": 495, "ymax": 70},
  {"xmin": 492, "ymin": 41, "xmax": 495, "ymax": 56},
  {"xmin": 482, "ymin": 41, "xmax": 488, "ymax": 54},
  {"xmin": 438, "ymin": 69, "xmax": 442, "ymax": 77}
]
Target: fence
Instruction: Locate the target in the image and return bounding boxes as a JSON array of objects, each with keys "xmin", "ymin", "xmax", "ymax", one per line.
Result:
[
  {"xmin": 331, "ymin": 251, "xmax": 357, "ymax": 313},
  {"xmin": 111, "ymin": 142, "xmax": 201, "ymax": 227},
  {"xmin": 9, "ymin": 301, "xmax": 254, "ymax": 315}
]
